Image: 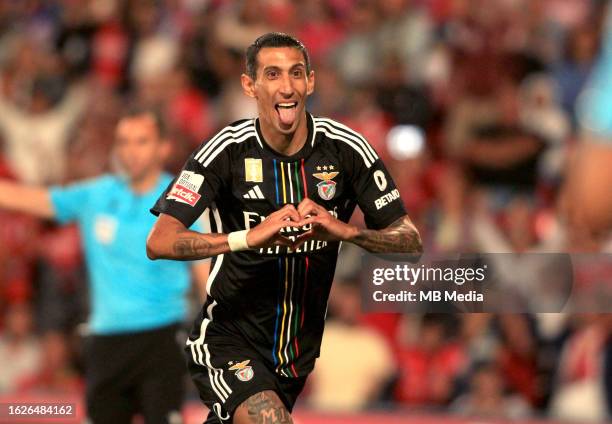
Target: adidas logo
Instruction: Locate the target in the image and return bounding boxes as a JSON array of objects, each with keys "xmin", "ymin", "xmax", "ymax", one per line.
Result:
[{"xmin": 243, "ymin": 185, "xmax": 265, "ymax": 200}]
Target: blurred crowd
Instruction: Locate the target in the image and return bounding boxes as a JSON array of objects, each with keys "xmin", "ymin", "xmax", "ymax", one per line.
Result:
[{"xmin": 0, "ymin": 0, "xmax": 610, "ymax": 422}]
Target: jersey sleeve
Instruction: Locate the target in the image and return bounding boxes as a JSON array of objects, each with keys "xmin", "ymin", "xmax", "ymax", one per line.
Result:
[
  {"xmin": 150, "ymin": 146, "xmax": 231, "ymax": 228},
  {"xmin": 347, "ymin": 148, "xmax": 407, "ymax": 230},
  {"xmin": 49, "ymin": 177, "xmax": 101, "ymax": 224}
]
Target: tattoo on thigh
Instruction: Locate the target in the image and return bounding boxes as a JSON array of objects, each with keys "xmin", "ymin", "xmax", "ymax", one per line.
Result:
[{"xmin": 239, "ymin": 391, "xmax": 292, "ymax": 424}]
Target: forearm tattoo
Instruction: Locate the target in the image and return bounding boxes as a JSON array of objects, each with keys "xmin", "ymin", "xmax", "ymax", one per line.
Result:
[
  {"xmin": 352, "ymin": 215, "xmax": 423, "ymax": 254},
  {"xmin": 238, "ymin": 391, "xmax": 292, "ymax": 424},
  {"xmin": 171, "ymin": 232, "xmax": 224, "ymax": 260}
]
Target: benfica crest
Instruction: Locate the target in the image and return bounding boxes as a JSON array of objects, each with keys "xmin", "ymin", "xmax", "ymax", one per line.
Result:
[
  {"xmin": 313, "ymin": 170, "xmax": 339, "ymax": 200},
  {"xmin": 228, "ymin": 360, "xmax": 254, "ymax": 382}
]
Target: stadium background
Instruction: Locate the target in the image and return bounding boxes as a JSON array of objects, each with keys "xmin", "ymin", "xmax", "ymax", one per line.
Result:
[{"xmin": 0, "ymin": 0, "xmax": 610, "ymax": 422}]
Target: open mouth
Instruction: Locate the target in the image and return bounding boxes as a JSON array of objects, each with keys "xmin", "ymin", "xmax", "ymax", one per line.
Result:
[{"xmin": 275, "ymin": 102, "xmax": 298, "ymax": 126}]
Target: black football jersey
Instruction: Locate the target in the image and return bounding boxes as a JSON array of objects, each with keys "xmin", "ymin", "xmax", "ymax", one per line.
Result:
[{"xmin": 151, "ymin": 112, "xmax": 406, "ymax": 377}]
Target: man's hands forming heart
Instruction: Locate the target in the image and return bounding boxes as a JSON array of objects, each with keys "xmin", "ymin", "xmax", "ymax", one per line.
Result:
[{"xmin": 245, "ymin": 198, "xmax": 358, "ymax": 251}]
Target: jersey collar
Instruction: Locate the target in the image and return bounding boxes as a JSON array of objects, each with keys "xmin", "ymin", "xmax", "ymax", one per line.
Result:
[{"xmin": 254, "ymin": 112, "xmax": 315, "ymax": 161}]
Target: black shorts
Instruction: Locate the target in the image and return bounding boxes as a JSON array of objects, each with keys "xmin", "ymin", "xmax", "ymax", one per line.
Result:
[
  {"xmin": 185, "ymin": 325, "xmax": 307, "ymax": 423},
  {"xmin": 85, "ymin": 323, "xmax": 186, "ymax": 424}
]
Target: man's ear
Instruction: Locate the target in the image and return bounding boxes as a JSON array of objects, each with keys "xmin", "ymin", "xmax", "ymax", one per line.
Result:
[
  {"xmin": 307, "ymin": 70, "xmax": 315, "ymax": 96},
  {"xmin": 241, "ymin": 73, "xmax": 256, "ymax": 98}
]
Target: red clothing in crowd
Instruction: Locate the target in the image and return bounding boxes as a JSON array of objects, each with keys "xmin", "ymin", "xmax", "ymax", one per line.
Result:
[{"xmin": 395, "ymin": 342, "xmax": 466, "ymax": 405}]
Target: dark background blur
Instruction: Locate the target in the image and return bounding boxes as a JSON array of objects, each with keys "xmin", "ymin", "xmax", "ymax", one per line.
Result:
[{"xmin": 0, "ymin": 0, "xmax": 610, "ymax": 422}]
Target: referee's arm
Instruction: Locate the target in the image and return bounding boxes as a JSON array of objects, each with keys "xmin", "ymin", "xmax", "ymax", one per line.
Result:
[{"xmin": 0, "ymin": 179, "xmax": 55, "ymax": 219}]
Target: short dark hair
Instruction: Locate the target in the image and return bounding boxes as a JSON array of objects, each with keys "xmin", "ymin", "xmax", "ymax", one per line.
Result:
[
  {"xmin": 120, "ymin": 105, "xmax": 166, "ymax": 138},
  {"xmin": 245, "ymin": 32, "xmax": 311, "ymax": 79}
]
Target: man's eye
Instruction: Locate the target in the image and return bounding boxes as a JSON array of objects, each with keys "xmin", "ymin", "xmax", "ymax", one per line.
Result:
[
  {"xmin": 266, "ymin": 71, "xmax": 278, "ymax": 79},
  {"xmin": 292, "ymin": 70, "xmax": 303, "ymax": 77}
]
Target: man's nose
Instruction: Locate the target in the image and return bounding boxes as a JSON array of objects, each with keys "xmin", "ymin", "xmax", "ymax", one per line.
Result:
[{"xmin": 279, "ymin": 74, "xmax": 294, "ymax": 97}]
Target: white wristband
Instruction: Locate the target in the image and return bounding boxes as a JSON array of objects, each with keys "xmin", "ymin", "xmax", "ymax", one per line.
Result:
[{"xmin": 227, "ymin": 230, "xmax": 250, "ymax": 251}]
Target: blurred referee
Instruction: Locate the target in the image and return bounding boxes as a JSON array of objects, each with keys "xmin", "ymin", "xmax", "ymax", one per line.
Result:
[{"xmin": 0, "ymin": 108, "xmax": 209, "ymax": 424}]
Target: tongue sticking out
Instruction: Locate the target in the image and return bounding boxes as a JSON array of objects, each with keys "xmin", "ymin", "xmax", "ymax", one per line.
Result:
[{"xmin": 277, "ymin": 106, "xmax": 297, "ymax": 126}]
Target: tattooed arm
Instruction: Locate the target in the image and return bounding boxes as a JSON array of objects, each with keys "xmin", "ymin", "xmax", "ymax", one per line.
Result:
[
  {"xmin": 146, "ymin": 205, "xmax": 306, "ymax": 261},
  {"xmin": 233, "ymin": 390, "xmax": 292, "ymax": 424},
  {"xmin": 296, "ymin": 199, "xmax": 423, "ymax": 257},
  {"xmin": 350, "ymin": 214, "xmax": 423, "ymax": 255},
  {"xmin": 146, "ymin": 213, "xmax": 229, "ymax": 260}
]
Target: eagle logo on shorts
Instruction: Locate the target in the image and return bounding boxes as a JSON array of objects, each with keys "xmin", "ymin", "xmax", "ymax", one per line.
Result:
[
  {"xmin": 313, "ymin": 171, "xmax": 339, "ymax": 201},
  {"xmin": 229, "ymin": 360, "xmax": 254, "ymax": 382}
]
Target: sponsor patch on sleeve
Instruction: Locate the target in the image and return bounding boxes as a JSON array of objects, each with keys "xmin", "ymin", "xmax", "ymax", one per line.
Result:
[
  {"xmin": 166, "ymin": 171, "xmax": 204, "ymax": 206},
  {"xmin": 374, "ymin": 188, "xmax": 400, "ymax": 210}
]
